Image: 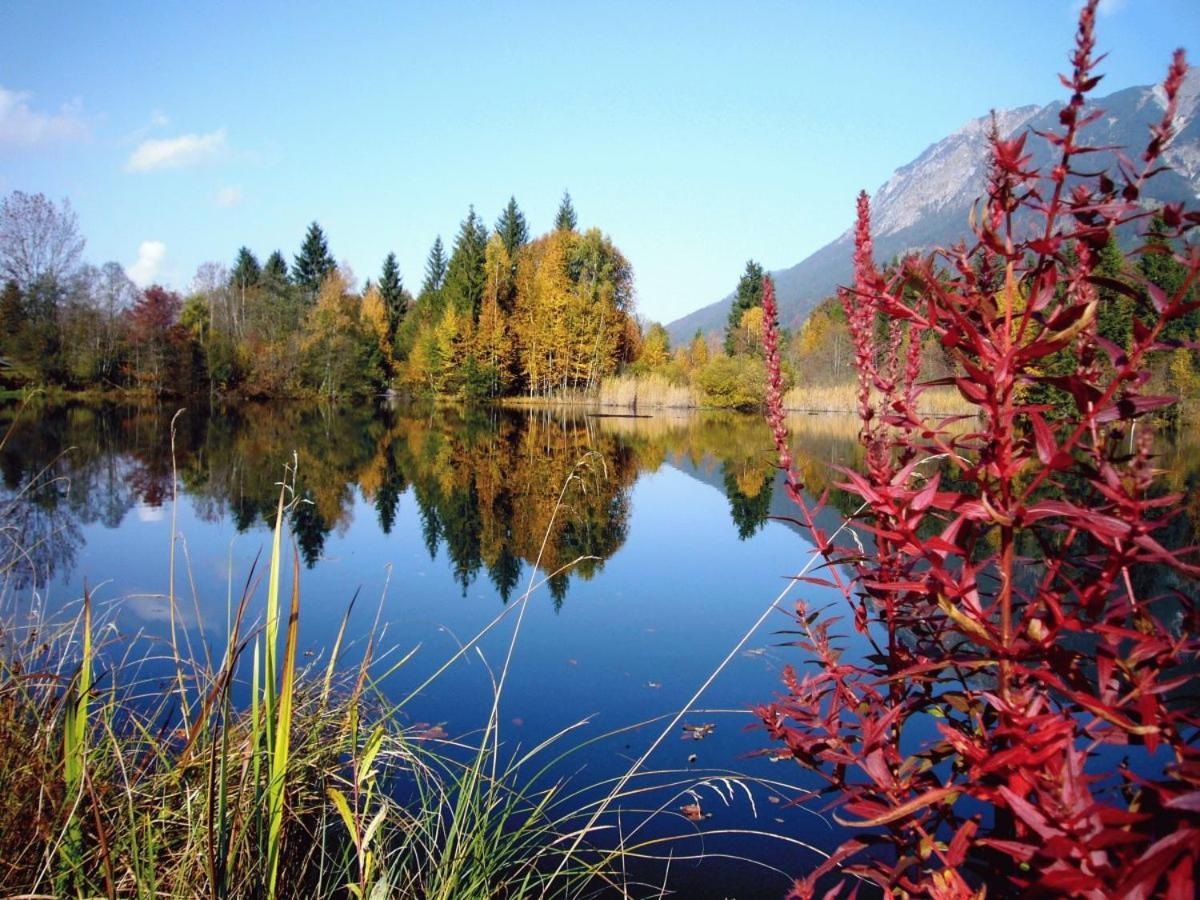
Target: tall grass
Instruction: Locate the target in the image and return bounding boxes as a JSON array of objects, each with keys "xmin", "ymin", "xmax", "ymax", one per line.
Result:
[
  {"xmin": 598, "ymin": 374, "xmax": 697, "ymax": 409},
  {"xmin": 0, "ymin": 433, "xmax": 811, "ymax": 897}
]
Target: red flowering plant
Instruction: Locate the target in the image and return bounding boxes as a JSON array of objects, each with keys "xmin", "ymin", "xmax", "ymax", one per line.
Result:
[{"xmin": 758, "ymin": 3, "xmax": 1200, "ymax": 896}]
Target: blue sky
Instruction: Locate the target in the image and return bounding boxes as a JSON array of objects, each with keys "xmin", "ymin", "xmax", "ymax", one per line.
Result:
[{"xmin": 2, "ymin": 0, "xmax": 1197, "ymax": 323}]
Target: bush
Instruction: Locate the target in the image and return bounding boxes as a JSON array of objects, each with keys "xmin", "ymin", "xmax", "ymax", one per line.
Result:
[
  {"xmin": 694, "ymin": 355, "xmax": 776, "ymax": 409},
  {"xmin": 759, "ymin": 6, "xmax": 1200, "ymax": 895}
]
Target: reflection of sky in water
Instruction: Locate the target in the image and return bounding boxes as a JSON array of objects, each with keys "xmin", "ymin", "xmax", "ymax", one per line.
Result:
[{"xmin": 3, "ymin": 404, "xmax": 1195, "ymax": 897}]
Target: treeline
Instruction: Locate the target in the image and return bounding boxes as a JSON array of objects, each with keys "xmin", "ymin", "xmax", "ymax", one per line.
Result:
[
  {"xmin": 0, "ymin": 190, "xmax": 642, "ymax": 400},
  {"xmin": 629, "ymin": 222, "xmax": 1200, "ymax": 416}
]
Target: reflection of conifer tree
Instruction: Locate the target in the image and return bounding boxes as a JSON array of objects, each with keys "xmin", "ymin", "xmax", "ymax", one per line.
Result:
[
  {"xmin": 413, "ymin": 480, "xmax": 442, "ymax": 560},
  {"xmin": 441, "ymin": 481, "xmax": 482, "ymax": 594},
  {"xmin": 374, "ymin": 447, "xmax": 408, "ymax": 534},
  {"xmin": 548, "ymin": 571, "xmax": 569, "ymax": 611},
  {"xmin": 488, "ymin": 547, "xmax": 522, "ymax": 602},
  {"xmin": 232, "ymin": 495, "xmax": 259, "ymax": 532},
  {"xmin": 722, "ymin": 467, "xmax": 772, "ymax": 540},
  {"xmin": 290, "ymin": 490, "xmax": 329, "ymax": 568}
]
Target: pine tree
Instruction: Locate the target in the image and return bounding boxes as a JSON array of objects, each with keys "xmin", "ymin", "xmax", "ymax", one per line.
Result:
[
  {"xmin": 495, "ymin": 196, "xmax": 529, "ymax": 259},
  {"xmin": 231, "ymin": 247, "xmax": 261, "ymax": 290},
  {"xmin": 1094, "ymin": 236, "xmax": 1132, "ymax": 351},
  {"xmin": 263, "ymin": 250, "xmax": 290, "ymax": 286},
  {"xmin": 420, "ymin": 237, "xmax": 448, "ymax": 298},
  {"xmin": 379, "ymin": 252, "xmax": 405, "ymax": 337},
  {"xmin": 554, "ymin": 190, "xmax": 577, "ymax": 231},
  {"xmin": 725, "ymin": 259, "xmax": 766, "ymax": 355},
  {"xmin": 442, "ymin": 206, "xmax": 489, "ymax": 319},
  {"xmin": 292, "ymin": 222, "xmax": 335, "ymax": 293}
]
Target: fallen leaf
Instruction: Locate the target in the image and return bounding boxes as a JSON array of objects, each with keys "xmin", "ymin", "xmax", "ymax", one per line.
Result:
[
  {"xmin": 682, "ymin": 723, "xmax": 715, "ymax": 741},
  {"xmin": 646, "ymin": 681, "xmax": 662, "ymax": 689},
  {"xmin": 680, "ymin": 803, "xmax": 710, "ymax": 822}
]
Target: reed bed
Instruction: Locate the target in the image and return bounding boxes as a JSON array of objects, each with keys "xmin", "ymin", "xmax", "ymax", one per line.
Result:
[
  {"xmin": 597, "ymin": 375, "xmax": 697, "ymax": 409},
  {"xmin": 779, "ymin": 382, "xmax": 975, "ymax": 415}
]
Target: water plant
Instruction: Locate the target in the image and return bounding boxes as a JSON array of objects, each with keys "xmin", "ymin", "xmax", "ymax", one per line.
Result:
[{"xmin": 760, "ymin": 2, "xmax": 1200, "ymax": 895}]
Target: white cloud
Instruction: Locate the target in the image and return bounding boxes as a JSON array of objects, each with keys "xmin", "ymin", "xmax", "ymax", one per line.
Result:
[
  {"xmin": 127, "ymin": 240, "xmax": 167, "ymax": 286},
  {"xmin": 0, "ymin": 86, "xmax": 89, "ymax": 146},
  {"xmin": 215, "ymin": 185, "xmax": 242, "ymax": 207},
  {"xmin": 125, "ymin": 127, "xmax": 226, "ymax": 172}
]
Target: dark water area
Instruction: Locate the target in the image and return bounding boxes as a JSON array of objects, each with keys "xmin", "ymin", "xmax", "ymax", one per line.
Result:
[{"xmin": 1, "ymin": 401, "xmax": 1197, "ymax": 897}]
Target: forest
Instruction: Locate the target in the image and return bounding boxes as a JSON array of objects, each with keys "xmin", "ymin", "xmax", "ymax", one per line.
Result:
[{"xmin": 0, "ymin": 191, "xmax": 642, "ymax": 401}]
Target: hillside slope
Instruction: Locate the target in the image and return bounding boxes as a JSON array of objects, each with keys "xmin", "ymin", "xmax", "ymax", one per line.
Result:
[{"xmin": 666, "ymin": 73, "xmax": 1200, "ymax": 344}]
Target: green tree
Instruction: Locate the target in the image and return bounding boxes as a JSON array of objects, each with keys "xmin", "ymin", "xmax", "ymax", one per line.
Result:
[
  {"xmin": 420, "ymin": 236, "xmax": 447, "ymax": 299},
  {"xmin": 1095, "ymin": 236, "xmax": 1132, "ymax": 351},
  {"xmin": 554, "ymin": 190, "xmax": 577, "ymax": 231},
  {"xmin": 232, "ymin": 247, "xmax": 260, "ymax": 291},
  {"xmin": 379, "ymin": 252, "xmax": 405, "ymax": 337},
  {"xmin": 263, "ymin": 250, "xmax": 290, "ymax": 287},
  {"xmin": 495, "ymin": 196, "xmax": 529, "ymax": 259},
  {"xmin": 443, "ymin": 206, "xmax": 489, "ymax": 319},
  {"xmin": 292, "ymin": 222, "xmax": 335, "ymax": 294},
  {"xmin": 725, "ymin": 260, "xmax": 766, "ymax": 355}
]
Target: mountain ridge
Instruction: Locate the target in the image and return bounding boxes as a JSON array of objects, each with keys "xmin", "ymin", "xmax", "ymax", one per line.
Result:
[{"xmin": 665, "ymin": 72, "xmax": 1200, "ymax": 345}]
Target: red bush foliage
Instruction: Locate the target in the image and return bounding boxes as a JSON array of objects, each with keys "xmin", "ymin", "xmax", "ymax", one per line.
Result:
[{"xmin": 759, "ymin": 3, "xmax": 1200, "ymax": 896}]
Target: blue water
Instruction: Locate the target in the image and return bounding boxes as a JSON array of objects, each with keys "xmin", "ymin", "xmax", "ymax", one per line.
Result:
[{"xmin": 2, "ymin": 402, "xmax": 879, "ymax": 897}]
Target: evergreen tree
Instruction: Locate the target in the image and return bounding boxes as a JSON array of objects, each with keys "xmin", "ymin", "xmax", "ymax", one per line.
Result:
[
  {"xmin": 379, "ymin": 252, "xmax": 405, "ymax": 337},
  {"xmin": 555, "ymin": 190, "xmax": 578, "ymax": 231},
  {"xmin": 725, "ymin": 259, "xmax": 766, "ymax": 355},
  {"xmin": 231, "ymin": 247, "xmax": 261, "ymax": 290},
  {"xmin": 495, "ymin": 196, "xmax": 529, "ymax": 259},
  {"xmin": 442, "ymin": 206, "xmax": 489, "ymax": 319},
  {"xmin": 1094, "ymin": 236, "xmax": 1132, "ymax": 351},
  {"xmin": 263, "ymin": 250, "xmax": 290, "ymax": 286},
  {"xmin": 1140, "ymin": 215, "xmax": 1199, "ymax": 344},
  {"xmin": 292, "ymin": 222, "xmax": 335, "ymax": 293},
  {"xmin": 420, "ymin": 237, "xmax": 448, "ymax": 298}
]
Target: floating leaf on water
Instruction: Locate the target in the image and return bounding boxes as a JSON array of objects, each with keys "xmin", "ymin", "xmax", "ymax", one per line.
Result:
[
  {"xmin": 768, "ymin": 795, "xmax": 780, "ymax": 804},
  {"xmin": 680, "ymin": 803, "xmax": 710, "ymax": 822},
  {"xmin": 681, "ymin": 723, "xmax": 715, "ymax": 741},
  {"xmin": 687, "ymin": 753, "xmax": 698, "ymax": 764},
  {"xmin": 413, "ymin": 723, "xmax": 448, "ymax": 741},
  {"xmin": 646, "ymin": 681, "xmax": 662, "ymax": 689},
  {"xmin": 511, "ymin": 717, "xmax": 524, "ymax": 727}
]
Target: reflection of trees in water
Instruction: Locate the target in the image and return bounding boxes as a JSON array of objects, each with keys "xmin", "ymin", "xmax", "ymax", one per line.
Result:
[{"xmin": 4, "ymin": 402, "xmax": 1195, "ymax": 605}]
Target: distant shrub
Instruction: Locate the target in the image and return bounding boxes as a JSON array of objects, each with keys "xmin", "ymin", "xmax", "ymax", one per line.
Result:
[{"xmin": 694, "ymin": 355, "xmax": 777, "ymax": 409}]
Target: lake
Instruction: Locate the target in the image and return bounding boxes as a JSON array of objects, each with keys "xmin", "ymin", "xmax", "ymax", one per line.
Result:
[{"xmin": 2, "ymin": 401, "xmax": 1196, "ymax": 897}]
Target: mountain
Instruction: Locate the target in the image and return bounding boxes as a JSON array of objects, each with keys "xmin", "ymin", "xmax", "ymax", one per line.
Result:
[{"xmin": 666, "ymin": 72, "xmax": 1200, "ymax": 345}]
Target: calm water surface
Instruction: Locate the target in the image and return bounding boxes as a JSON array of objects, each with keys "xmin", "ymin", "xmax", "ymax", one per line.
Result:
[{"xmin": 2, "ymin": 402, "xmax": 1196, "ymax": 897}]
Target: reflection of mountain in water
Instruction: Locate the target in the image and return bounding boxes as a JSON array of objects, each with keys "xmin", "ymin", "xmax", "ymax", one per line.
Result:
[{"xmin": 2, "ymin": 403, "xmax": 1196, "ymax": 606}]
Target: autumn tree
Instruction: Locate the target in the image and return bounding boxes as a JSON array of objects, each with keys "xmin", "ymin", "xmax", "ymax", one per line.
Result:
[
  {"xmin": 639, "ymin": 322, "xmax": 671, "ymax": 369},
  {"xmin": 688, "ymin": 329, "xmax": 710, "ymax": 368},
  {"xmin": 476, "ymin": 233, "xmax": 514, "ymax": 395}
]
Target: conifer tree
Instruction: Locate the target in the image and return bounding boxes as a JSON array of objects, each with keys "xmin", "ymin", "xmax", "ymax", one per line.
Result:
[
  {"xmin": 292, "ymin": 222, "xmax": 335, "ymax": 293},
  {"xmin": 231, "ymin": 247, "xmax": 261, "ymax": 294},
  {"xmin": 263, "ymin": 250, "xmax": 290, "ymax": 286},
  {"xmin": 725, "ymin": 259, "xmax": 766, "ymax": 354},
  {"xmin": 442, "ymin": 206, "xmax": 489, "ymax": 319},
  {"xmin": 554, "ymin": 190, "xmax": 577, "ymax": 231},
  {"xmin": 495, "ymin": 196, "xmax": 529, "ymax": 259},
  {"xmin": 379, "ymin": 252, "xmax": 405, "ymax": 336},
  {"xmin": 420, "ymin": 237, "xmax": 448, "ymax": 298}
]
